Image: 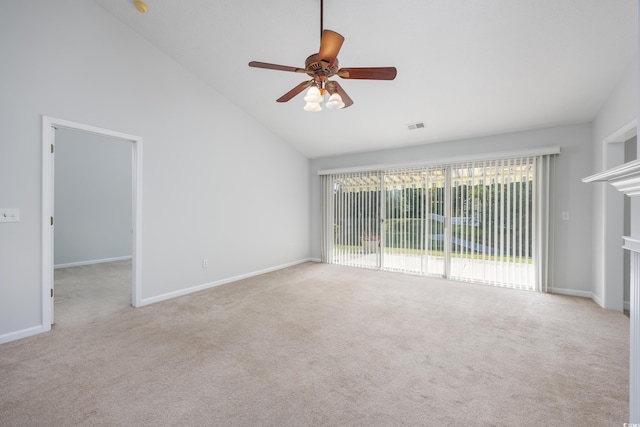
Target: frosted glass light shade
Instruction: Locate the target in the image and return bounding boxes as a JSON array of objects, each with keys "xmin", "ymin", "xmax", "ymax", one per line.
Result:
[
  {"xmin": 326, "ymin": 93, "xmax": 345, "ymax": 109},
  {"xmin": 303, "ymin": 86, "xmax": 323, "ymax": 103},
  {"xmin": 303, "ymin": 102, "xmax": 322, "ymax": 112}
]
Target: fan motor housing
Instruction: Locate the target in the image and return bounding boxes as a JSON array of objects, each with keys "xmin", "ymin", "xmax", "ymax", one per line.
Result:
[{"xmin": 305, "ymin": 53, "xmax": 339, "ymax": 78}]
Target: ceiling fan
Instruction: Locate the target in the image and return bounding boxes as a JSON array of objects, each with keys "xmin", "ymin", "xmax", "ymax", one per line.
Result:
[{"xmin": 248, "ymin": 0, "xmax": 397, "ymax": 111}]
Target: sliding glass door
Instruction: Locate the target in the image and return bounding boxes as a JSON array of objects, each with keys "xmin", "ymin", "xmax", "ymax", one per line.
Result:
[
  {"xmin": 331, "ymin": 171, "xmax": 382, "ymax": 269},
  {"xmin": 382, "ymin": 168, "xmax": 446, "ymax": 277},
  {"xmin": 321, "ymin": 155, "xmax": 550, "ymax": 291},
  {"xmin": 448, "ymin": 159, "xmax": 535, "ymax": 290}
]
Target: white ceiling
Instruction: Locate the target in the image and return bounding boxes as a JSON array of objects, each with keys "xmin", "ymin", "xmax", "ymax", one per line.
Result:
[{"xmin": 94, "ymin": 0, "xmax": 637, "ymax": 158}]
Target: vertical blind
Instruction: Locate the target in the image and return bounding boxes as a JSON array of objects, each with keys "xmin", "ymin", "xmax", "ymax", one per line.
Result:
[
  {"xmin": 322, "ymin": 171, "xmax": 382, "ymax": 270},
  {"xmin": 447, "ymin": 158, "xmax": 536, "ymax": 290},
  {"xmin": 382, "ymin": 167, "xmax": 446, "ymax": 276},
  {"xmin": 321, "ymin": 154, "xmax": 555, "ymax": 292}
]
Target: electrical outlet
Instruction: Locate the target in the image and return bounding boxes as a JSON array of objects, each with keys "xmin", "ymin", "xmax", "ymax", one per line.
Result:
[
  {"xmin": 0, "ymin": 208, "xmax": 20, "ymax": 223},
  {"xmin": 202, "ymin": 258, "xmax": 209, "ymax": 268}
]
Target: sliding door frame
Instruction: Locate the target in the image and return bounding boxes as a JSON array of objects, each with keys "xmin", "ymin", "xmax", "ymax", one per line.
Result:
[
  {"xmin": 379, "ymin": 176, "xmax": 387, "ymax": 270},
  {"xmin": 320, "ymin": 146, "xmax": 560, "ymax": 290},
  {"xmin": 444, "ymin": 167, "xmax": 452, "ymax": 279}
]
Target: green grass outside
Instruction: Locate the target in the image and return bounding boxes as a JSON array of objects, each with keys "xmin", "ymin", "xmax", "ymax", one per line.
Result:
[{"xmin": 333, "ymin": 244, "xmax": 533, "ymax": 264}]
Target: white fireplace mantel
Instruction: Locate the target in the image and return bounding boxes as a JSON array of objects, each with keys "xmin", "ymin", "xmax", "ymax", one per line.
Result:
[
  {"xmin": 583, "ymin": 159, "xmax": 640, "ymax": 423},
  {"xmin": 624, "ymin": 237, "xmax": 640, "ymax": 254},
  {"xmin": 583, "ymin": 159, "xmax": 640, "ymax": 194}
]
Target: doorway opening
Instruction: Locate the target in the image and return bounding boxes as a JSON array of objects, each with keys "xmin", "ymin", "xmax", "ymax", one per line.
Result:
[{"xmin": 42, "ymin": 116, "xmax": 143, "ymax": 331}]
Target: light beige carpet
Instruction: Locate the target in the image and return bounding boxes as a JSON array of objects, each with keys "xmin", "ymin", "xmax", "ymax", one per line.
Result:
[{"xmin": 0, "ymin": 261, "xmax": 630, "ymax": 426}]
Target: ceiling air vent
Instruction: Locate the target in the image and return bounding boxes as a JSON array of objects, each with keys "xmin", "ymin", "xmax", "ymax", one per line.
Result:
[{"xmin": 407, "ymin": 122, "xmax": 425, "ymax": 130}]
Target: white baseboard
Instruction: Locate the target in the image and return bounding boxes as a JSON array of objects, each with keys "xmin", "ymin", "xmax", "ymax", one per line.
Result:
[
  {"xmin": 1, "ymin": 259, "xmax": 313, "ymax": 344},
  {"xmin": 581, "ymin": 293, "xmax": 629, "ymax": 312},
  {"xmin": 591, "ymin": 293, "xmax": 604, "ymax": 308},
  {"xmin": 550, "ymin": 287, "xmax": 593, "ymax": 299},
  {"xmin": 549, "ymin": 288, "xmax": 616, "ymax": 310},
  {"xmin": 139, "ymin": 258, "xmax": 313, "ymax": 307},
  {"xmin": 565, "ymin": 292, "xmax": 630, "ymax": 312},
  {"xmin": 0, "ymin": 325, "xmax": 46, "ymax": 345},
  {"xmin": 309, "ymin": 258, "xmax": 321, "ymax": 263},
  {"xmin": 54, "ymin": 255, "xmax": 132, "ymax": 269}
]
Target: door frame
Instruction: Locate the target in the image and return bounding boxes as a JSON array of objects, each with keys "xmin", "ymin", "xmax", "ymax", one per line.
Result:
[
  {"xmin": 41, "ymin": 116, "xmax": 143, "ymax": 329},
  {"xmin": 600, "ymin": 118, "xmax": 637, "ymax": 311}
]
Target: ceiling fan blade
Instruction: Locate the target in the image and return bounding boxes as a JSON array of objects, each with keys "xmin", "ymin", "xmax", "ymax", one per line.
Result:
[
  {"xmin": 326, "ymin": 80, "xmax": 354, "ymax": 108},
  {"xmin": 249, "ymin": 61, "xmax": 307, "ymax": 73},
  {"xmin": 338, "ymin": 67, "xmax": 397, "ymax": 80},
  {"xmin": 276, "ymin": 80, "xmax": 313, "ymax": 103},
  {"xmin": 318, "ymin": 30, "xmax": 345, "ymax": 64}
]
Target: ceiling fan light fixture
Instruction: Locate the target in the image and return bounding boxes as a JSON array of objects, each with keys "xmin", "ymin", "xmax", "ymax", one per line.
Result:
[
  {"xmin": 134, "ymin": 0, "xmax": 149, "ymax": 13},
  {"xmin": 303, "ymin": 86, "xmax": 323, "ymax": 103},
  {"xmin": 303, "ymin": 102, "xmax": 322, "ymax": 112},
  {"xmin": 248, "ymin": 0, "xmax": 396, "ymax": 110},
  {"xmin": 326, "ymin": 93, "xmax": 345, "ymax": 109}
]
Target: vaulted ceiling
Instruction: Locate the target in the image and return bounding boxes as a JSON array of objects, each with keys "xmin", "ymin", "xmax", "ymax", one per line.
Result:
[{"xmin": 94, "ymin": 0, "xmax": 637, "ymax": 158}]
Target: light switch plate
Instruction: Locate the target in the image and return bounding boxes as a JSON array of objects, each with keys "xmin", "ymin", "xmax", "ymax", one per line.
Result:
[{"xmin": 0, "ymin": 208, "xmax": 20, "ymax": 223}]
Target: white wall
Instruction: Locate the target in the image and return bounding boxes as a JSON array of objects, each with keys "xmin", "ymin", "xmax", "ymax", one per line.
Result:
[
  {"xmin": 0, "ymin": 0, "xmax": 310, "ymax": 341},
  {"xmin": 310, "ymin": 123, "xmax": 594, "ymax": 295},
  {"xmin": 54, "ymin": 129, "xmax": 132, "ymax": 267},
  {"xmin": 624, "ymin": 137, "xmax": 638, "ymax": 308},
  {"xmin": 591, "ymin": 54, "xmax": 638, "ymax": 309}
]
